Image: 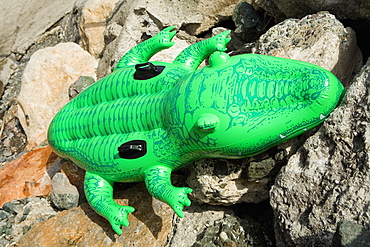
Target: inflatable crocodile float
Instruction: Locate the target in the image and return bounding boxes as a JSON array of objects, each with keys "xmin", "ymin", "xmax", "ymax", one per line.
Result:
[{"xmin": 48, "ymin": 26, "xmax": 344, "ymax": 234}]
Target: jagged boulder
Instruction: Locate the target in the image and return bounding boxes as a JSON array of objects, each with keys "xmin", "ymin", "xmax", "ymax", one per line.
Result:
[
  {"xmin": 16, "ymin": 42, "xmax": 97, "ymax": 150},
  {"xmin": 50, "ymin": 173, "xmax": 79, "ymax": 210}
]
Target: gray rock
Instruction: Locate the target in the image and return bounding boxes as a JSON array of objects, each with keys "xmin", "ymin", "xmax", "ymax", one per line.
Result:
[
  {"xmin": 232, "ymin": 1, "xmax": 265, "ymax": 42},
  {"xmin": 166, "ymin": 202, "xmax": 234, "ymax": 247},
  {"xmin": 186, "ymin": 143, "xmax": 294, "ymax": 205},
  {"xmin": 0, "ymin": 239, "xmax": 9, "ymax": 247},
  {"xmin": 69, "ymin": 76, "xmax": 96, "ymax": 100},
  {"xmin": 253, "ymin": 0, "xmax": 286, "ymax": 21},
  {"xmin": 0, "ymin": 55, "xmax": 17, "ymax": 97},
  {"xmin": 0, "ymin": 210, "xmax": 10, "ymax": 221},
  {"xmin": 0, "ymin": 0, "xmax": 83, "ymax": 161},
  {"xmin": 187, "ymin": 158, "xmax": 270, "ymax": 205},
  {"xmin": 0, "ymin": 221, "xmax": 6, "ymax": 235},
  {"xmin": 270, "ymin": 59, "xmax": 370, "ymax": 246},
  {"xmin": 51, "ymin": 172, "xmax": 79, "ymax": 210},
  {"xmin": 1, "ymin": 197, "xmax": 58, "ymax": 245},
  {"xmin": 2, "ymin": 200, "xmax": 24, "ymax": 215},
  {"xmin": 193, "ymin": 214, "xmax": 273, "ymax": 247},
  {"xmin": 333, "ymin": 221, "xmax": 370, "ymax": 247}
]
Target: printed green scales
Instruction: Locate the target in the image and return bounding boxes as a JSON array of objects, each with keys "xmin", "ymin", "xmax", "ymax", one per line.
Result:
[{"xmin": 48, "ymin": 26, "xmax": 344, "ymax": 234}]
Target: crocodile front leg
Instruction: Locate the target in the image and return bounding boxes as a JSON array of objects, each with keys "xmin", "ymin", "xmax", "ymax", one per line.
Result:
[
  {"xmin": 144, "ymin": 165, "xmax": 192, "ymax": 218},
  {"xmin": 115, "ymin": 26, "xmax": 177, "ymax": 70},
  {"xmin": 84, "ymin": 171, "xmax": 135, "ymax": 235},
  {"xmin": 173, "ymin": 30, "xmax": 231, "ymax": 70}
]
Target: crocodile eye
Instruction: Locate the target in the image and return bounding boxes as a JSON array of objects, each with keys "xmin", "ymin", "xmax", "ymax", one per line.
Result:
[{"xmin": 118, "ymin": 140, "xmax": 147, "ymax": 159}]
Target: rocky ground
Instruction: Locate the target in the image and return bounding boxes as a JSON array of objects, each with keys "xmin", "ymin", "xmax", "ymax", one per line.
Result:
[{"xmin": 1, "ymin": 0, "xmax": 370, "ymax": 246}]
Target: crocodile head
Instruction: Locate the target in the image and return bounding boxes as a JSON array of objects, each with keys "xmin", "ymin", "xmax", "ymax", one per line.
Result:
[{"xmin": 164, "ymin": 52, "xmax": 344, "ymax": 158}]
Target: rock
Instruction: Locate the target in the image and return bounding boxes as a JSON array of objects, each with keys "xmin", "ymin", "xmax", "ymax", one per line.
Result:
[
  {"xmin": 0, "ymin": 146, "xmax": 60, "ymax": 207},
  {"xmin": 16, "ymin": 42, "xmax": 97, "ymax": 150},
  {"xmin": 254, "ymin": 12, "xmax": 362, "ymax": 86},
  {"xmin": 188, "ymin": 159, "xmax": 269, "ymax": 205},
  {"xmin": 59, "ymin": 159, "xmax": 86, "ymax": 198},
  {"xmin": 0, "ymin": 116, "xmax": 27, "ymax": 164},
  {"xmin": 0, "ymin": 0, "xmax": 76, "ymax": 56},
  {"xmin": 193, "ymin": 214, "xmax": 273, "ymax": 247},
  {"xmin": 0, "ymin": 197, "xmax": 57, "ymax": 246},
  {"xmin": 79, "ymin": 0, "xmax": 121, "ymax": 58},
  {"xmin": 0, "ymin": 55, "xmax": 17, "ymax": 96},
  {"xmin": 17, "ymin": 182, "xmax": 174, "ymax": 247},
  {"xmin": 333, "ymin": 221, "xmax": 370, "ymax": 247},
  {"xmin": 0, "ymin": 210, "xmax": 11, "ymax": 220},
  {"xmin": 68, "ymin": 75, "xmax": 96, "ymax": 100},
  {"xmin": 0, "ymin": 8, "xmax": 82, "ymax": 160},
  {"xmin": 187, "ymin": 144, "xmax": 291, "ymax": 205},
  {"xmin": 150, "ymin": 36, "xmax": 191, "ymax": 63},
  {"xmin": 232, "ymin": 1, "xmax": 265, "ymax": 42},
  {"xmin": 252, "ymin": 0, "xmax": 285, "ymax": 22},
  {"xmin": 51, "ymin": 173, "xmax": 79, "ymax": 210},
  {"xmin": 97, "ymin": 0, "xmax": 193, "ymax": 77},
  {"xmin": 166, "ymin": 202, "xmax": 234, "ymax": 246},
  {"xmin": 2, "ymin": 200, "xmax": 24, "ymax": 215},
  {"xmin": 271, "ymin": 0, "xmax": 370, "ymax": 20},
  {"xmin": 196, "ymin": 0, "xmax": 246, "ymax": 34},
  {"xmin": 270, "ymin": 60, "xmax": 370, "ymax": 246}
]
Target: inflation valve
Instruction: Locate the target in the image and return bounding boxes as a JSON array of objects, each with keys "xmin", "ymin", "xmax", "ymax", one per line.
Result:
[
  {"xmin": 118, "ymin": 140, "xmax": 147, "ymax": 159},
  {"xmin": 134, "ymin": 62, "xmax": 165, "ymax": 80}
]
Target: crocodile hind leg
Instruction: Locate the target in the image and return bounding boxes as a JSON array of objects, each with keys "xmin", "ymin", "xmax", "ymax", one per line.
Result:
[
  {"xmin": 173, "ymin": 30, "xmax": 231, "ymax": 70},
  {"xmin": 144, "ymin": 165, "xmax": 192, "ymax": 218},
  {"xmin": 114, "ymin": 26, "xmax": 177, "ymax": 70},
  {"xmin": 84, "ymin": 171, "xmax": 135, "ymax": 235}
]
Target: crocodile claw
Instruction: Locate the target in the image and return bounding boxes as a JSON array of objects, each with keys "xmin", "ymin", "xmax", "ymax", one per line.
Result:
[
  {"xmin": 156, "ymin": 25, "xmax": 177, "ymax": 48},
  {"xmin": 108, "ymin": 206, "xmax": 135, "ymax": 235},
  {"xmin": 170, "ymin": 187, "xmax": 193, "ymax": 218},
  {"xmin": 211, "ymin": 30, "xmax": 232, "ymax": 52}
]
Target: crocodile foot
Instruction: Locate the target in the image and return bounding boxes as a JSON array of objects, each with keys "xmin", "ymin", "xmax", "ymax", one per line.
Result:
[
  {"xmin": 144, "ymin": 165, "xmax": 193, "ymax": 218},
  {"xmin": 208, "ymin": 30, "xmax": 232, "ymax": 52},
  {"xmin": 153, "ymin": 25, "xmax": 177, "ymax": 49},
  {"xmin": 106, "ymin": 205, "xmax": 135, "ymax": 235}
]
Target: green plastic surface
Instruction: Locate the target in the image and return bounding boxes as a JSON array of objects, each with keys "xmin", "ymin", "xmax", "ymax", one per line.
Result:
[{"xmin": 48, "ymin": 26, "xmax": 344, "ymax": 234}]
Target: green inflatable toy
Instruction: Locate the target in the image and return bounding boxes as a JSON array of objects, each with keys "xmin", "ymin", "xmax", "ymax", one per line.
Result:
[{"xmin": 48, "ymin": 26, "xmax": 344, "ymax": 234}]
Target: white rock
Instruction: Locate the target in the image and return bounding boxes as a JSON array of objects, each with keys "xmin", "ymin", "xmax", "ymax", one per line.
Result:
[
  {"xmin": 0, "ymin": 0, "xmax": 76, "ymax": 55},
  {"xmin": 151, "ymin": 36, "xmax": 190, "ymax": 63},
  {"xmin": 17, "ymin": 42, "xmax": 98, "ymax": 150},
  {"xmin": 80, "ymin": 0, "xmax": 121, "ymax": 58}
]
